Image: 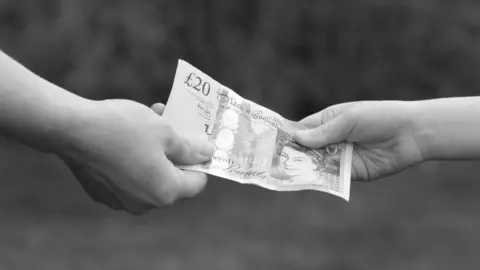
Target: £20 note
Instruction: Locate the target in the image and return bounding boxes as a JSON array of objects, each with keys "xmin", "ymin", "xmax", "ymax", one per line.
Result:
[{"xmin": 163, "ymin": 60, "xmax": 353, "ymax": 201}]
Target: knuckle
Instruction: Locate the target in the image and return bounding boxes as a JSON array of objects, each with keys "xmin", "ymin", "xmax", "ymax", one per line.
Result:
[
  {"xmin": 159, "ymin": 192, "xmax": 178, "ymax": 205},
  {"xmin": 322, "ymin": 108, "xmax": 336, "ymax": 123},
  {"xmin": 155, "ymin": 185, "xmax": 179, "ymax": 206},
  {"xmin": 319, "ymin": 122, "xmax": 336, "ymax": 142},
  {"xmin": 146, "ymin": 171, "xmax": 180, "ymax": 206},
  {"xmin": 162, "ymin": 124, "xmax": 175, "ymax": 137},
  {"xmin": 161, "ymin": 125, "xmax": 177, "ymax": 148}
]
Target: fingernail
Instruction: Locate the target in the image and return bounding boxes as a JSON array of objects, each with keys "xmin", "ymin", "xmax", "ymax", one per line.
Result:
[{"xmin": 199, "ymin": 139, "xmax": 215, "ymax": 158}]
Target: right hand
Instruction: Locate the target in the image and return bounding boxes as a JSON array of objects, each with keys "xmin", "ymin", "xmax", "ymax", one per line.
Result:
[
  {"xmin": 295, "ymin": 101, "xmax": 427, "ymax": 181},
  {"xmin": 54, "ymin": 100, "xmax": 214, "ymax": 215}
]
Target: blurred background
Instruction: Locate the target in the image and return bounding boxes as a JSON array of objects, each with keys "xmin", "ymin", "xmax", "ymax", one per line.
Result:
[{"xmin": 1, "ymin": 0, "xmax": 480, "ymax": 269}]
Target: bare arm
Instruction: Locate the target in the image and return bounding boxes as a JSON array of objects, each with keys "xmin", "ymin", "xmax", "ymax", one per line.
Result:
[
  {"xmin": 0, "ymin": 51, "xmax": 90, "ymax": 153},
  {"xmin": 414, "ymin": 97, "xmax": 480, "ymax": 161},
  {"xmin": 0, "ymin": 51, "xmax": 214, "ymax": 214},
  {"xmin": 295, "ymin": 96, "xmax": 480, "ymax": 181}
]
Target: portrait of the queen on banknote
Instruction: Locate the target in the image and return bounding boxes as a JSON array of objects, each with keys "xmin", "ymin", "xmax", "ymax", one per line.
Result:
[{"xmin": 269, "ymin": 128, "xmax": 341, "ymax": 188}]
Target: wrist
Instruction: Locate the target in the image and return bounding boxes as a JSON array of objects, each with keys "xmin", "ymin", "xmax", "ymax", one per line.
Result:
[
  {"xmin": 45, "ymin": 93, "xmax": 98, "ymax": 157},
  {"xmin": 0, "ymin": 51, "xmax": 99, "ymax": 156},
  {"xmin": 407, "ymin": 100, "xmax": 441, "ymax": 162},
  {"xmin": 408, "ymin": 98, "xmax": 480, "ymax": 161},
  {"xmin": 413, "ymin": 97, "xmax": 480, "ymax": 161},
  {"xmin": 20, "ymin": 81, "xmax": 99, "ymax": 156}
]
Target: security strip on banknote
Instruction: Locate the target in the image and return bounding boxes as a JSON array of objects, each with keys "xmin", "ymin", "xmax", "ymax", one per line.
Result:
[{"xmin": 163, "ymin": 60, "xmax": 353, "ymax": 201}]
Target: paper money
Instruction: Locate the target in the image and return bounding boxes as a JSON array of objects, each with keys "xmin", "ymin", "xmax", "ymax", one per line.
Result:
[{"xmin": 163, "ymin": 60, "xmax": 353, "ymax": 201}]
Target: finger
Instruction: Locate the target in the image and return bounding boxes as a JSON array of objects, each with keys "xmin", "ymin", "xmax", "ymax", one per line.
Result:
[
  {"xmin": 63, "ymin": 159, "xmax": 124, "ymax": 211},
  {"xmin": 173, "ymin": 169, "xmax": 209, "ymax": 199},
  {"xmin": 295, "ymin": 112, "xmax": 355, "ymax": 148},
  {"xmin": 164, "ymin": 131, "xmax": 215, "ymax": 165},
  {"xmin": 151, "ymin": 103, "xmax": 166, "ymax": 116},
  {"xmin": 299, "ymin": 107, "xmax": 336, "ymax": 128},
  {"xmin": 148, "ymin": 157, "xmax": 209, "ymax": 206},
  {"xmin": 63, "ymin": 157, "xmax": 156, "ymax": 215},
  {"xmin": 299, "ymin": 102, "xmax": 358, "ymax": 127},
  {"xmin": 99, "ymin": 174, "xmax": 157, "ymax": 215}
]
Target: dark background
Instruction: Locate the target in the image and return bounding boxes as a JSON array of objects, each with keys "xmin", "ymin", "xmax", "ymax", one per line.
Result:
[{"xmin": 1, "ymin": 0, "xmax": 480, "ymax": 269}]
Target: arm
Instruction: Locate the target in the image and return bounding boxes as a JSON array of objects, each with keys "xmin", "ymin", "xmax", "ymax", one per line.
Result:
[
  {"xmin": 0, "ymin": 51, "xmax": 90, "ymax": 153},
  {"xmin": 295, "ymin": 97, "xmax": 480, "ymax": 182},
  {"xmin": 0, "ymin": 51, "xmax": 214, "ymax": 215},
  {"xmin": 414, "ymin": 97, "xmax": 480, "ymax": 161}
]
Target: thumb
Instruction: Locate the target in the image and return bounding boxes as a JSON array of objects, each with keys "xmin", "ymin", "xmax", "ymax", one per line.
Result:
[
  {"xmin": 295, "ymin": 112, "xmax": 355, "ymax": 148},
  {"xmin": 151, "ymin": 103, "xmax": 166, "ymax": 116},
  {"xmin": 164, "ymin": 132, "xmax": 215, "ymax": 165}
]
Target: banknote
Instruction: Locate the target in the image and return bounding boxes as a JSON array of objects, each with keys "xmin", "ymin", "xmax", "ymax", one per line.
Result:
[{"xmin": 163, "ymin": 60, "xmax": 353, "ymax": 201}]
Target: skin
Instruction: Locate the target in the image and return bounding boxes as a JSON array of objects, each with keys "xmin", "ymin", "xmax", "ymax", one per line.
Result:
[
  {"xmin": 295, "ymin": 98, "xmax": 480, "ymax": 182},
  {"xmin": 0, "ymin": 51, "xmax": 215, "ymax": 215}
]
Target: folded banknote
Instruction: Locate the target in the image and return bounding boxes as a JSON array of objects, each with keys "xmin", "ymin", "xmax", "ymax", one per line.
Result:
[{"xmin": 163, "ymin": 60, "xmax": 353, "ymax": 201}]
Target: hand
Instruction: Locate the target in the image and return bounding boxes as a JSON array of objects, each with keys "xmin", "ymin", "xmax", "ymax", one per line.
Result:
[
  {"xmin": 295, "ymin": 101, "xmax": 426, "ymax": 181},
  {"xmin": 54, "ymin": 99, "xmax": 214, "ymax": 215}
]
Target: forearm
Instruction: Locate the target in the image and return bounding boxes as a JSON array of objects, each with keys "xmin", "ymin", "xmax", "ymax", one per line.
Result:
[
  {"xmin": 413, "ymin": 96, "xmax": 480, "ymax": 161},
  {"xmin": 0, "ymin": 51, "xmax": 92, "ymax": 153}
]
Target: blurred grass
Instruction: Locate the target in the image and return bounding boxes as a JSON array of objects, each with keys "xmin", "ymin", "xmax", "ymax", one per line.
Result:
[
  {"xmin": 2, "ymin": 0, "xmax": 480, "ymax": 269},
  {"xmin": 1, "ymin": 138, "xmax": 480, "ymax": 270}
]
